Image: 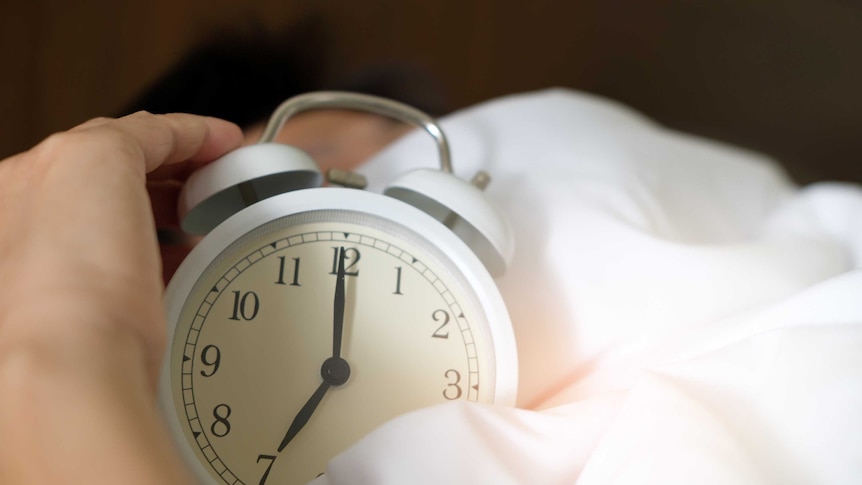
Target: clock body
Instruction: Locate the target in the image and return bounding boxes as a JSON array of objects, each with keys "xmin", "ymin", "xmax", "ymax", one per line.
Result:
[{"xmin": 159, "ymin": 187, "xmax": 517, "ymax": 485}]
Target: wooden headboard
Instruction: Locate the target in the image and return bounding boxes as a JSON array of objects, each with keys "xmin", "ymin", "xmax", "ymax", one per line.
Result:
[{"xmin": 2, "ymin": 0, "xmax": 859, "ymax": 184}]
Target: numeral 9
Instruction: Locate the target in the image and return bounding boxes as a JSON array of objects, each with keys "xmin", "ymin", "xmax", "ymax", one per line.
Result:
[{"xmin": 200, "ymin": 344, "xmax": 221, "ymax": 377}]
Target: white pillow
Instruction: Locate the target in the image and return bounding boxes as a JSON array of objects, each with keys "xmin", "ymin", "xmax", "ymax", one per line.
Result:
[{"xmin": 313, "ymin": 89, "xmax": 862, "ymax": 485}]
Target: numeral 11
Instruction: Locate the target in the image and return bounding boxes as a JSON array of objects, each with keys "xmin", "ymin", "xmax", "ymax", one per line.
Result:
[{"xmin": 276, "ymin": 256, "xmax": 301, "ymax": 286}]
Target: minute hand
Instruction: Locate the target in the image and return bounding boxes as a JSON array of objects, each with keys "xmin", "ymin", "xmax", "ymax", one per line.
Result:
[{"xmin": 332, "ymin": 247, "xmax": 346, "ymax": 358}]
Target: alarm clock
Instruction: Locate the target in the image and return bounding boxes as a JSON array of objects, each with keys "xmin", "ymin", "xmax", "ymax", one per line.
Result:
[{"xmin": 158, "ymin": 92, "xmax": 518, "ymax": 484}]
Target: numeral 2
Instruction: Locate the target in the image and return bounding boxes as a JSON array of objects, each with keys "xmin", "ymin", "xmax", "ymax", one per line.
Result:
[{"xmin": 432, "ymin": 309, "xmax": 450, "ymax": 339}]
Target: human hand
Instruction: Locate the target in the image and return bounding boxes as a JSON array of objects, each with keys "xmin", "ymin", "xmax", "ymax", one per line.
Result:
[{"xmin": 0, "ymin": 112, "xmax": 242, "ymax": 484}]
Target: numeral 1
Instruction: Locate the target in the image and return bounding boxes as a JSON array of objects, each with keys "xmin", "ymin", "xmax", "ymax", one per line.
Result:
[{"xmin": 394, "ymin": 266, "xmax": 404, "ymax": 295}]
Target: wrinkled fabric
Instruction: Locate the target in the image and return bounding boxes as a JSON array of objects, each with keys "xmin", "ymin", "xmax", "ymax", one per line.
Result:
[{"xmin": 310, "ymin": 89, "xmax": 862, "ymax": 484}]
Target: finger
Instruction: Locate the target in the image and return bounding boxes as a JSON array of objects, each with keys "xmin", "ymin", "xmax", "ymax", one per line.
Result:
[
  {"xmin": 146, "ymin": 159, "xmax": 208, "ymax": 182},
  {"xmin": 69, "ymin": 116, "xmax": 115, "ymax": 132},
  {"xmin": 81, "ymin": 111, "xmax": 243, "ymax": 173},
  {"xmin": 124, "ymin": 112, "xmax": 243, "ymax": 171}
]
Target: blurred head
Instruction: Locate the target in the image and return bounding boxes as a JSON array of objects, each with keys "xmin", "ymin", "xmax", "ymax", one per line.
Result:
[{"xmin": 122, "ymin": 20, "xmax": 447, "ymax": 172}]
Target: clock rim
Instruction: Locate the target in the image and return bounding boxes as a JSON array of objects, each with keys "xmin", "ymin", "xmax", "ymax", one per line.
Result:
[{"xmin": 158, "ymin": 187, "xmax": 518, "ymax": 483}]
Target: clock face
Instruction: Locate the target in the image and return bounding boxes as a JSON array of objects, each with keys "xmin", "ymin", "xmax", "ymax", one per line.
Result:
[{"xmin": 166, "ymin": 209, "xmax": 495, "ymax": 485}]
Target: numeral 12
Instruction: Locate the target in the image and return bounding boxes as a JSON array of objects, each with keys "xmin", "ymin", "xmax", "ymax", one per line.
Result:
[{"xmin": 330, "ymin": 247, "xmax": 360, "ymax": 276}]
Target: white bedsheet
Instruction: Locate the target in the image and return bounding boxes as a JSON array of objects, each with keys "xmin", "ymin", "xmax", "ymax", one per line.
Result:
[{"xmin": 311, "ymin": 89, "xmax": 862, "ymax": 484}]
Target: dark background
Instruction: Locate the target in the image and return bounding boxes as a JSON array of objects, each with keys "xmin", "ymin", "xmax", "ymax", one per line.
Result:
[{"xmin": 2, "ymin": 0, "xmax": 860, "ymax": 184}]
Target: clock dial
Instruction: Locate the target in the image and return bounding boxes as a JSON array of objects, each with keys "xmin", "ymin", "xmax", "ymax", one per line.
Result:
[{"xmin": 169, "ymin": 210, "xmax": 492, "ymax": 484}]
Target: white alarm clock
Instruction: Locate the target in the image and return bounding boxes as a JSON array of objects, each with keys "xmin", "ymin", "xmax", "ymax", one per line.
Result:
[{"xmin": 158, "ymin": 92, "xmax": 518, "ymax": 484}]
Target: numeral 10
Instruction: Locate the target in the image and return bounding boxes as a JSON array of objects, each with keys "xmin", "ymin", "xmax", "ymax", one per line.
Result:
[{"xmin": 229, "ymin": 291, "xmax": 259, "ymax": 321}]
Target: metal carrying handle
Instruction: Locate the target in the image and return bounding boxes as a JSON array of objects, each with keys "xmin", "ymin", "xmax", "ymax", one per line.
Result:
[{"xmin": 258, "ymin": 91, "xmax": 453, "ymax": 173}]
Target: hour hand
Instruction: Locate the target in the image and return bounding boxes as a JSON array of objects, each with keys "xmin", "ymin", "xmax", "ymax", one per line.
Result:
[
  {"xmin": 278, "ymin": 380, "xmax": 330, "ymax": 452},
  {"xmin": 277, "ymin": 357, "xmax": 351, "ymax": 451}
]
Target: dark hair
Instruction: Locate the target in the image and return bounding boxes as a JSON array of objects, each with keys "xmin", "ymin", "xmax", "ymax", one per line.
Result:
[
  {"xmin": 120, "ymin": 19, "xmax": 327, "ymax": 127},
  {"xmin": 121, "ymin": 18, "xmax": 448, "ymax": 126}
]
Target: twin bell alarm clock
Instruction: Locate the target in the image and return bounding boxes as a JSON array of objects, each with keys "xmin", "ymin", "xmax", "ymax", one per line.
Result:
[{"xmin": 158, "ymin": 92, "xmax": 518, "ymax": 484}]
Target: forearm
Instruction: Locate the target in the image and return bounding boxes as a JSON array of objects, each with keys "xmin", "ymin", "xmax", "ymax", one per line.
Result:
[{"xmin": 0, "ymin": 317, "xmax": 193, "ymax": 484}]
